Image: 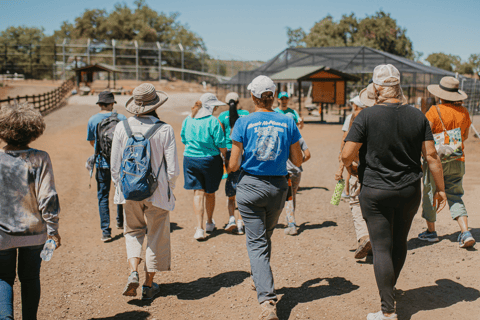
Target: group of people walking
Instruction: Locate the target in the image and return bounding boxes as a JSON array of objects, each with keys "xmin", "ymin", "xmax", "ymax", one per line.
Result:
[{"xmin": 0, "ymin": 63, "xmax": 475, "ymax": 320}]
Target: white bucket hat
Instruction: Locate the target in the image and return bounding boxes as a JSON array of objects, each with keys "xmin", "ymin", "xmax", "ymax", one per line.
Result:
[
  {"xmin": 247, "ymin": 75, "xmax": 276, "ymax": 98},
  {"xmin": 349, "ymin": 95, "xmax": 364, "ymax": 108},
  {"xmin": 194, "ymin": 93, "xmax": 226, "ymax": 119},
  {"xmin": 373, "ymin": 64, "xmax": 401, "ymax": 86}
]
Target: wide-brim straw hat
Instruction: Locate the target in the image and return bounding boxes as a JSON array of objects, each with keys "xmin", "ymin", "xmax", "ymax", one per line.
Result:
[
  {"xmin": 125, "ymin": 83, "xmax": 168, "ymax": 115},
  {"xmin": 359, "ymin": 84, "xmax": 376, "ymax": 107},
  {"xmin": 427, "ymin": 76, "xmax": 468, "ymax": 101}
]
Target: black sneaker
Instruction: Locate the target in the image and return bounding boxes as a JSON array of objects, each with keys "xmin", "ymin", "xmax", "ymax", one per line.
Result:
[
  {"xmin": 101, "ymin": 234, "xmax": 112, "ymax": 242},
  {"xmin": 141, "ymin": 282, "xmax": 160, "ymax": 300},
  {"xmin": 122, "ymin": 271, "xmax": 140, "ymax": 296}
]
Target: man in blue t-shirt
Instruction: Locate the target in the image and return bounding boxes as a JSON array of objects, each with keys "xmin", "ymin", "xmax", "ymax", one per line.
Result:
[{"xmin": 87, "ymin": 91, "xmax": 127, "ymax": 242}]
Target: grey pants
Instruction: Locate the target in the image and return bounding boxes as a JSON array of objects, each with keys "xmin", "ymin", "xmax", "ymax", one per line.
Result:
[{"xmin": 236, "ymin": 172, "xmax": 288, "ymax": 303}]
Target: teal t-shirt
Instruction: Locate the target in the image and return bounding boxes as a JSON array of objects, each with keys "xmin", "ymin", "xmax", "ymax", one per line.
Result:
[
  {"xmin": 181, "ymin": 115, "xmax": 226, "ymax": 157},
  {"xmin": 218, "ymin": 109, "xmax": 250, "ymax": 149},
  {"xmin": 274, "ymin": 107, "xmax": 300, "ymax": 123}
]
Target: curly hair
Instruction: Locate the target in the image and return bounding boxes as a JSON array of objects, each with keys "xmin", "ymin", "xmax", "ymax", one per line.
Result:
[
  {"xmin": 0, "ymin": 102, "xmax": 46, "ymax": 146},
  {"xmin": 251, "ymin": 92, "xmax": 275, "ymax": 110}
]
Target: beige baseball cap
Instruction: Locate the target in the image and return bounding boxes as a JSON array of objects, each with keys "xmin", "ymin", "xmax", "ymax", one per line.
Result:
[{"xmin": 373, "ymin": 64, "xmax": 400, "ymax": 86}]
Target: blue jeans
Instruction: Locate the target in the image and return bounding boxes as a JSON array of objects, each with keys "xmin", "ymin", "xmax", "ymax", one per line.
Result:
[
  {"xmin": 0, "ymin": 245, "xmax": 43, "ymax": 320},
  {"xmin": 96, "ymin": 168, "xmax": 123, "ymax": 236}
]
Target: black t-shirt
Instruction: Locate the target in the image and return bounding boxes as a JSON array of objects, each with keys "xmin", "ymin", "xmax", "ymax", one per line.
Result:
[{"xmin": 345, "ymin": 103, "xmax": 434, "ymax": 190}]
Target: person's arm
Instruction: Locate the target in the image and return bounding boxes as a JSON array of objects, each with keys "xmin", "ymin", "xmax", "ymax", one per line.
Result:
[
  {"xmin": 38, "ymin": 153, "xmax": 61, "ymax": 248},
  {"xmin": 163, "ymin": 126, "xmax": 180, "ymax": 190},
  {"xmin": 87, "ymin": 121, "xmax": 96, "ymax": 148},
  {"xmin": 228, "ymin": 140, "xmax": 243, "ymax": 173},
  {"xmin": 289, "ymin": 141, "xmax": 303, "ymax": 168},
  {"xmin": 302, "ymin": 148, "xmax": 311, "ymax": 163},
  {"xmin": 90, "ymin": 141, "xmax": 94, "ymax": 147},
  {"xmin": 422, "ymin": 140, "xmax": 447, "ymax": 213},
  {"xmin": 110, "ymin": 124, "xmax": 123, "ymax": 186},
  {"xmin": 341, "ymin": 141, "xmax": 362, "ymax": 176}
]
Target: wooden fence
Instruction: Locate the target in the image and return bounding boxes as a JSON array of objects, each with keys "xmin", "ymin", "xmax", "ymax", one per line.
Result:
[{"xmin": 0, "ymin": 77, "xmax": 75, "ymax": 115}]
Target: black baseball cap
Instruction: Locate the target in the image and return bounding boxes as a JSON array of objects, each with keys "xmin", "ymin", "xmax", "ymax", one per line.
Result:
[{"xmin": 96, "ymin": 91, "xmax": 117, "ymax": 105}]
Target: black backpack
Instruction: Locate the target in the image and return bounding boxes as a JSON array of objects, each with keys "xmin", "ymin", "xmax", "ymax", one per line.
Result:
[{"xmin": 95, "ymin": 111, "xmax": 121, "ymax": 165}]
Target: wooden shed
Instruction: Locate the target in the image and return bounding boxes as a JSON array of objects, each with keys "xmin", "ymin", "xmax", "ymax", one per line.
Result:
[{"xmin": 74, "ymin": 63, "xmax": 122, "ymax": 89}]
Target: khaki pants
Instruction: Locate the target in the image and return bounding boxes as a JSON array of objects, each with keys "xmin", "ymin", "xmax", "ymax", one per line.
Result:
[
  {"xmin": 349, "ymin": 176, "xmax": 369, "ymax": 241},
  {"xmin": 124, "ymin": 200, "xmax": 171, "ymax": 272}
]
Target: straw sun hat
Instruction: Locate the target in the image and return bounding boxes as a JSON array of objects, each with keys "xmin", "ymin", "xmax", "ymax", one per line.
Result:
[
  {"xmin": 125, "ymin": 83, "xmax": 169, "ymax": 115},
  {"xmin": 427, "ymin": 76, "xmax": 468, "ymax": 101},
  {"xmin": 359, "ymin": 84, "xmax": 376, "ymax": 107}
]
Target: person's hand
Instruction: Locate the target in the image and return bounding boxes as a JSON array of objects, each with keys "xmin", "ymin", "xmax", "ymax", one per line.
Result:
[
  {"xmin": 298, "ymin": 118, "xmax": 305, "ymax": 129},
  {"xmin": 48, "ymin": 234, "xmax": 61, "ymax": 249},
  {"xmin": 334, "ymin": 166, "xmax": 343, "ymax": 181},
  {"xmin": 346, "ymin": 161, "xmax": 359, "ymax": 177},
  {"xmin": 433, "ymin": 191, "xmax": 447, "ymax": 213}
]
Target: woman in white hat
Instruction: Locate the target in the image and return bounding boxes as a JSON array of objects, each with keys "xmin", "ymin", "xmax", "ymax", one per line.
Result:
[
  {"xmin": 418, "ymin": 76, "xmax": 475, "ymax": 248},
  {"xmin": 218, "ymin": 92, "xmax": 249, "ymax": 234},
  {"xmin": 342, "ymin": 65, "xmax": 447, "ymax": 320},
  {"xmin": 181, "ymin": 93, "xmax": 228, "ymax": 241},
  {"xmin": 228, "ymin": 75, "xmax": 303, "ymax": 320}
]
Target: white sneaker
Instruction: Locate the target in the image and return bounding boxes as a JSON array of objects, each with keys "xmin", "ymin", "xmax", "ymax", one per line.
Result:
[
  {"xmin": 194, "ymin": 228, "xmax": 206, "ymax": 241},
  {"xmin": 225, "ymin": 217, "xmax": 236, "ymax": 232},
  {"xmin": 367, "ymin": 311, "xmax": 397, "ymax": 320},
  {"xmin": 237, "ymin": 219, "xmax": 245, "ymax": 235},
  {"xmin": 206, "ymin": 220, "xmax": 216, "ymax": 233}
]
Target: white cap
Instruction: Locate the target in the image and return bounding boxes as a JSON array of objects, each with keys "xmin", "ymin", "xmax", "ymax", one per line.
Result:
[
  {"xmin": 225, "ymin": 92, "xmax": 239, "ymax": 103},
  {"xmin": 349, "ymin": 95, "xmax": 364, "ymax": 108},
  {"xmin": 194, "ymin": 93, "xmax": 226, "ymax": 119},
  {"xmin": 247, "ymin": 75, "xmax": 276, "ymax": 98},
  {"xmin": 372, "ymin": 64, "xmax": 400, "ymax": 86}
]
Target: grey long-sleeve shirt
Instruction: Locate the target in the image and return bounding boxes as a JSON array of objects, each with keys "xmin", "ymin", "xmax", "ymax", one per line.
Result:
[
  {"xmin": 0, "ymin": 149, "xmax": 60, "ymax": 250},
  {"xmin": 111, "ymin": 115, "xmax": 180, "ymax": 211}
]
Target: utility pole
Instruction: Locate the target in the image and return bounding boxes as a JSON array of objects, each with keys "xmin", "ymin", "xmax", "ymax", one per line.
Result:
[{"xmin": 178, "ymin": 43, "xmax": 184, "ymax": 81}]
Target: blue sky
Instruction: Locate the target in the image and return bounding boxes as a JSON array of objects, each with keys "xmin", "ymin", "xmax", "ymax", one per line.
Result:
[{"xmin": 1, "ymin": 0, "xmax": 479, "ymax": 63}]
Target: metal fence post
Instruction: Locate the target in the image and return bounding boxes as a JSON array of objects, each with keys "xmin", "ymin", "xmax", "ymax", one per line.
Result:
[
  {"xmin": 134, "ymin": 40, "xmax": 139, "ymax": 82},
  {"xmin": 53, "ymin": 43, "xmax": 56, "ymax": 81},
  {"xmin": 62, "ymin": 39, "xmax": 66, "ymax": 81},
  {"xmin": 156, "ymin": 42, "xmax": 162, "ymax": 82},
  {"xmin": 87, "ymin": 38, "xmax": 91, "ymax": 65},
  {"xmin": 178, "ymin": 43, "xmax": 184, "ymax": 81},
  {"xmin": 112, "ymin": 39, "xmax": 116, "ymax": 67}
]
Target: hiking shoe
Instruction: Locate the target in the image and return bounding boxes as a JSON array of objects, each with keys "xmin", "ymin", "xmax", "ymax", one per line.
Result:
[
  {"xmin": 141, "ymin": 282, "xmax": 160, "ymax": 300},
  {"xmin": 259, "ymin": 300, "xmax": 278, "ymax": 320},
  {"xmin": 367, "ymin": 311, "xmax": 397, "ymax": 320},
  {"xmin": 418, "ymin": 230, "xmax": 439, "ymax": 242},
  {"xmin": 355, "ymin": 236, "xmax": 372, "ymax": 259},
  {"xmin": 101, "ymin": 234, "xmax": 112, "ymax": 242},
  {"xmin": 458, "ymin": 231, "xmax": 475, "ymax": 248},
  {"xmin": 284, "ymin": 224, "xmax": 298, "ymax": 236},
  {"xmin": 194, "ymin": 228, "xmax": 206, "ymax": 241},
  {"xmin": 237, "ymin": 219, "xmax": 245, "ymax": 235},
  {"xmin": 206, "ymin": 220, "xmax": 216, "ymax": 233},
  {"xmin": 225, "ymin": 217, "xmax": 237, "ymax": 232},
  {"xmin": 122, "ymin": 271, "xmax": 140, "ymax": 297}
]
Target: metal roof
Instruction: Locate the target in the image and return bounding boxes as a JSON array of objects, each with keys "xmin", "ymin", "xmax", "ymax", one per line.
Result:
[
  {"xmin": 74, "ymin": 63, "xmax": 123, "ymax": 73},
  {"xmin": 270, "ymin": 66, "xmax": 359, "ymax": 82}
]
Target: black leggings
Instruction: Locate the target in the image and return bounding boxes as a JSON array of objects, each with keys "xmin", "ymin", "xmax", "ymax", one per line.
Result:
[{"xmin": 359, "ymin": 181, "xmax": 421, "ymax": 313}]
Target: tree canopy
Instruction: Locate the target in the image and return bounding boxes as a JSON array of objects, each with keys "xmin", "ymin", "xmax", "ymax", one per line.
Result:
[
  {"xmin": 426, "ymin": 52, "xmax": 480, "ymax": 76},
  {"xmin": 287, "ymin": 11, "xmax": 415, "ymax": 59}
]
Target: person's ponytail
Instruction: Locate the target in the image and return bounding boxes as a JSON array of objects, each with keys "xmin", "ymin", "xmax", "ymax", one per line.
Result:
[{"xmin": 228, "ymin": 100, "xmax": 240, "ymax": 129}]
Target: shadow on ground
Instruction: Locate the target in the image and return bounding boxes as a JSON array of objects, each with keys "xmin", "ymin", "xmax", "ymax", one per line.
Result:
[
  {"xmin": 108, "ymin": 233, "xmax": 124, "ymax": 243},
  {"xmin": 396, "ymin": 279, "xmax": 480, "ymax": 320},
  {"xmin": 297, "ymin": 186, "xmax": 329, "ymax": 192},
  {"xmin": 276, "ymin": 221, "xmax": 337, "ymax": 235},
  {"xmin": 89, "ymin": 311, "xmax": 150, "ymax": 320},
  {"xmin": 170, "ymin": 222, "xmax": 183, "ymax": 233},
  {"xmin": 128, "ymin": 271, "xmax": 250, "ymax": 306},
  {"xmin": 408, "ymin": 228, "xmax": 479, "ymax": 250},
  {"xmin": 276, "ymin": 277, "xmax": 359, "ymax": 320}
]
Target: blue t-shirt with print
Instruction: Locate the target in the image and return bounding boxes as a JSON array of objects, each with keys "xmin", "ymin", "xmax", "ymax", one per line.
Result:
[
  {"xmin": 231, "ymin": 112, "xmax": 301, "ymax": 176},
  {"xmin": 87, "ymin": 111, "xmax": 127, "ymax": 168}
]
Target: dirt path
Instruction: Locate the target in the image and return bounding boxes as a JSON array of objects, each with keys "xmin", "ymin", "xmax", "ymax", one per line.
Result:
[{"xmin": 12, "ymin": 95, "xmax": 480, "ymax": 320}]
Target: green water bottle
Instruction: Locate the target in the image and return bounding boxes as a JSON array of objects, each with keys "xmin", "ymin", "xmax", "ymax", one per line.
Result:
[{"xmin": 330, "ymin": 179, "xmax": 345, "ymax": 206}]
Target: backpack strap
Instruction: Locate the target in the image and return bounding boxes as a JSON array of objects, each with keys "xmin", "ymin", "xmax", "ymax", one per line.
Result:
[
  {"xmin": 144, "ymin": 121, "xmax": 166, "ymax": 140},
  {"xmin": 122, "ymin": 119, "xmax": 133, "ymax": 138},
  {"xmin": 434, "ymin": 105, "xmax": 449, "ymax": 134}
]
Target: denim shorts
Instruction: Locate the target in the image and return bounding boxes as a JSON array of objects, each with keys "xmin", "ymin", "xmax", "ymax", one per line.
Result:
[{"xmin": 183, "ymin": 155, "xmax": 223, "ymax": 194}]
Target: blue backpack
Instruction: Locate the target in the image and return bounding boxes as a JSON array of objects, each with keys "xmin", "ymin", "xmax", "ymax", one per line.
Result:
[{"xmin": 119, "ymin": 120, "xmax": 166, "ymax": 201}]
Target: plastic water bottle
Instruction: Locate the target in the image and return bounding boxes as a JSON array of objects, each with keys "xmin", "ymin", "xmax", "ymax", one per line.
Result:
[
  {"xmin": 330, "ymin": 179, "xmax": 346, "ymax": 206},
  {"xmin": 40, "ymin": 239, "xmax": 56, "ymax": 261}
]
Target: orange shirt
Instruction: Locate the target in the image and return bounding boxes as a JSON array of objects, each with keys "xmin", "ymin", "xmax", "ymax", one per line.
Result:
[{"xmin": 425, "ymin": 103, "xmax": 471, "ymax": 161}]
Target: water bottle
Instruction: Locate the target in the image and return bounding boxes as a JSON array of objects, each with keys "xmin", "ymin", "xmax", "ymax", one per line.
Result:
[
  {"xmin": 330, "ymin": 179, "xmax": 346, "ymax": 206},
  {"xmin": 40, "ymin": 239, "xmax": 56, "ymax": 261}
]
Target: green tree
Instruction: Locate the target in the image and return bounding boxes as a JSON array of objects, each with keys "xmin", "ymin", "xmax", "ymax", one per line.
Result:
[
  {"xmin": 286, "ymin": 27, "xmax": 306, "ymax": 47},
  {"xmin": 288, "ymin": 11, "xmax": 414, "ymax": 59},
  {"xmin": 426, "ymin": 53, "xmax": 460, "ymax": 72}
]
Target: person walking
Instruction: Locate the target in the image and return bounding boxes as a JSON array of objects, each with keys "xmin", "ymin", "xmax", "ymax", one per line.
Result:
[
  {"xmin": 87, "ymin": 91, "xmax": 127, "ymax": 242},
  {"xmin": 274, "ymin": 91, "xmax": 304, "ymax": 128},
  {"xmin": 418, "ymin": 76, "xmax": 476, "ymax": 248},
  {"xmin": 0, "ymin": 102, "xmax": 61, "ymax": 319},
  {"xmin": 110, "ymin": 83, "xmax": 180, "ymax": 300},
  {"xmin": 218, "ymin": 92, "xmax": 249, "ymax": 234},
  {"xmin": 181, "ymin": 93, "xmax": 227, "ymax": 241},
  {"xmin": 228, "ymin": 75, "xmax": 303, "ymax": 320},
  {"xmin": 335, "ymin": 91, "xmax": 374, "ymax": 259},
  {"xmin": 342, "ymin": 65, "xmax": 447, "ymax": 320}
]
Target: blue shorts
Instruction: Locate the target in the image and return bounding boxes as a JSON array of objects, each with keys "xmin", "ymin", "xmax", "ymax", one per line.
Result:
[
  {"xmin": 183, "ymin": 155, "xmax": 223, "ymax": 194},
  {"xmin": 225, "ymin": 150, "xmax": 240, "ymax": 197}
]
